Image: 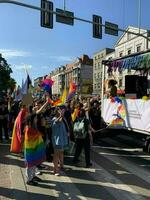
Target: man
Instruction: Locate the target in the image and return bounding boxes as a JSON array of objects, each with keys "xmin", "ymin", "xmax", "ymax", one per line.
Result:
[{"xmin": 0, "ymin": 101, "xmax": 9, "ymax": 142}]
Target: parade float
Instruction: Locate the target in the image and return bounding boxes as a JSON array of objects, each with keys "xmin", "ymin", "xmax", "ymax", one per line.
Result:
[{"xmin": 101, "ymin": 49, "xmax": 150, "ymax": 152}]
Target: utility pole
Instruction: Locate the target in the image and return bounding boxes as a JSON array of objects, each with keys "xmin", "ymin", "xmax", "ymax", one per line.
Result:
[
  {"xmin": 63, "ymin": 0, "xmax": 66, "ymax": 11},
  {"xmin": 138, "ymin": 0, "xmax": 141, "ymax": 33}
]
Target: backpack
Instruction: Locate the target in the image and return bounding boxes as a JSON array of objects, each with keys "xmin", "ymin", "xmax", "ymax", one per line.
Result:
[{"xmin": 73, "ymin": 119, "xmax": 87, "ymax": 139}]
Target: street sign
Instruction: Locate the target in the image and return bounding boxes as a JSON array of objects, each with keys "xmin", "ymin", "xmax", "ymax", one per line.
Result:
[
  {"xmin": 56, "ymin": 8, "xmax": 74, "ymax": 25},
  {"xmin": 105, "ymin": 21, "xmax": 118, "ymax": 36}
]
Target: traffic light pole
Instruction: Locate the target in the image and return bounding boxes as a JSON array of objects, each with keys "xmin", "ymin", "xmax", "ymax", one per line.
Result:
[{"xmin": 0, "ymin": 0, "xmax": 150, "ymax": 41}]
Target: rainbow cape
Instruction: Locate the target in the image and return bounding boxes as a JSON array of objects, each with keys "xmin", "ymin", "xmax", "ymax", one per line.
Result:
[
  {"xmin": 10, "ymin": 108, "xmax": 27, "ymax": 153},
  {"xmin": 24, "ymin": 126, "xmax": 46, "ymax": 168}
]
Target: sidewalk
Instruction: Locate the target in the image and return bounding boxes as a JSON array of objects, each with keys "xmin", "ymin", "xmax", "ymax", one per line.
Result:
[{"xmin": 0, "ymin": 141, "xmax": 92, "ymax": 200}]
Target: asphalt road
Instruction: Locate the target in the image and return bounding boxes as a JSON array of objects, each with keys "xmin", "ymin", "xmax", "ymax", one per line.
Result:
[{"xmin": 0, "ymin": 129, "xmax": 150, "ymax": 200}]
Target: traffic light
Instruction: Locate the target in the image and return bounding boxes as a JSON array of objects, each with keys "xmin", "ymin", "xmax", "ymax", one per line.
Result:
[
  {"xmin": 41, "ymin": 0, "xmax": 53, "ymax": 29},
  {"xmin": 93, "ymin": 15, "xmax": 102, "ymax": 39}
]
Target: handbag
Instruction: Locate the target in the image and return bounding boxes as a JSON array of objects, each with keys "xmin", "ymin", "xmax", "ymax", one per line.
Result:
[{"xmin": 73, "ymin": 119, "xmax": 87, "ymax": 139}]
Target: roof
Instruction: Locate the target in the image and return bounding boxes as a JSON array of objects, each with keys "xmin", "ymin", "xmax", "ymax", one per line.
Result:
[{"xmin": 115, "ymin": 26, "xmax": 148, "ymax": 47}]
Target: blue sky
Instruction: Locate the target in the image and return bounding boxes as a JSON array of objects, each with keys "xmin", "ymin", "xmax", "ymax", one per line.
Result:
[{"xmin": 0, "ymin": 0, "xmax": 150, "ymax": 85}]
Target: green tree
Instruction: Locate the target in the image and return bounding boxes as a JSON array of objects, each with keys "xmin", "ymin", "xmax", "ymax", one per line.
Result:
[{"xmin": 0, "ymin": 53, "xmax": 16, "ymax": 94}]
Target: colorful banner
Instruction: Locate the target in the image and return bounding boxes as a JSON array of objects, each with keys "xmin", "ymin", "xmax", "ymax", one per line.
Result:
[
  {"xmin": 106, "ymin": 51, "xmax": 150, "ymax": 73},
  {"xmin": 102, "ymin": 99, "xmax": 150, "ymax": 132}
]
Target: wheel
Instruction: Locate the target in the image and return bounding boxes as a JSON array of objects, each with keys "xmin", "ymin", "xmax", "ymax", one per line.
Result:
[
  {"xmin": 143, "ymin": 136, "xmax": 150, "ymax": 153},
  {"xmin": 147, "ymin": 142, "xmax": 150, "ymax": 154}
]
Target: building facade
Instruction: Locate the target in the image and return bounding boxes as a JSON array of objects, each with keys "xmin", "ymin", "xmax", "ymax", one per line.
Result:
[
  {"xmin": 50, "ymin": 66, "xmax": 66, "ymax": 95},
  {"xmin": 93, "ymin": 48, "xmax": 114, "ymax": 95},
  {"xmin": 65, "ymin": 55, "xmax": 93, "ymax": 95}
]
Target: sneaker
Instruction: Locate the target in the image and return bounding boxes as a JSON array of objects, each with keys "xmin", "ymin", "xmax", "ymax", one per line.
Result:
[
  {"xmin": 54, "ymin": 172, "xmax": 60, "ymax": 176},
  {"xmin": 35, "ymin": 171, "xmax": 42, "ymax": 175},
  {"xmin": 26, "ymin": 180, "xmax": 38, "ymax": 186},
  {"xmin": 32, "ymin": 176, "xmax": 42, "ymax": 182}
]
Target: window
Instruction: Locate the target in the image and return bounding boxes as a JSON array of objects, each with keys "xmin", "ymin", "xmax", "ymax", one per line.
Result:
[
  {"xmin": 137, "ymin": 46, "xmax": 141, "ymax": 52},
  {"xmin": 127, "ymin": 68, "xmax": 131, "ymax": 74},
  {"xmin": 119, "ymin": 70, "xmax": 123, "ymax": 75},
  {"xmin": 128, "ymin": 49, "xmax": 131, "ymax": 55},
  {"xmin": 119, "ymin": 79, "xmax": 122, "ymax": 87},
  {"xmin": 119, "ymin": 52, "xmax": 123, "ymax": 57}
]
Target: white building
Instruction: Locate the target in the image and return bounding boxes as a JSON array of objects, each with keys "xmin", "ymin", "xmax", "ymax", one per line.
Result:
[{"xmin": 104, "ymin": 26, "xmax": 150, "ymax": 96}]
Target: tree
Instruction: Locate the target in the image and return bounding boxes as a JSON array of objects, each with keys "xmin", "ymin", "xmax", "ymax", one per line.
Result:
[{"xmin": 0, "ymin": 54, "xmax": 16, "ymax": 96}]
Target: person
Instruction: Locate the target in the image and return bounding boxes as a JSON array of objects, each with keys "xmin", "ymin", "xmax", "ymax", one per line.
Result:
[
  {"xmin": 51, "ymin": 107, "xmax": 69, "ymax": 175},
  {"xmin": 10, "ymin": 104, "xmax": 28, "ymax": 153},
  {"xmin": 107, "ymin": 79, "xmax": 118, "ymax": 97},
  {"xmin": 73, "ymin": 108, "xmax": 95, "ymax": 168},
  {"xmin": 24, "ymin": 114, "xmax": 46, "ymax": 185},
  {"xmin": 64, "ymin": 102, "xmax": 74, "ymax": 141},
  {"xmin": 0, "ymin": 101, "xmax": 9, "ymax": 142}
]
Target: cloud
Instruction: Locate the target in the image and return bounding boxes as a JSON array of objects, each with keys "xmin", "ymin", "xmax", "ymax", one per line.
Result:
[
  {"xmin": 49, "ymin": 55, "xmax": 74, "ymax": 62},
  {"xmin": 0, "ymin": 49, "xmax": 31, "ymax": 58},
  {"xmin": 11, "ymin": 64, "xmax": 33, "ymax": 71}
]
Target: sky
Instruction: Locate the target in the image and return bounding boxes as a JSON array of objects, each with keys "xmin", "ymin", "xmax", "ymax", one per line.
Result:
[{"xmin": 0, "ymin": 0, "xmax": 150, "ymax": 86}]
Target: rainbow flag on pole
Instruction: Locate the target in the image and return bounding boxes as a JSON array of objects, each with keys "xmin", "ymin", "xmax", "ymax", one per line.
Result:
[{"xmin": 67, "ymin": 81, "xmax": 76, "ymax": 102}]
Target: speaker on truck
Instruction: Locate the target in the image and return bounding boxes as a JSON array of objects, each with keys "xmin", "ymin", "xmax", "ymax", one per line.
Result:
[{"xmin": 125, "ymin": 75, "xmax": 147, "ymax": 98}]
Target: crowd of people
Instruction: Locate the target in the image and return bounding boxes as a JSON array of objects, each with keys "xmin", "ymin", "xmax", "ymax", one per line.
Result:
[{"xmin": 0, "ymin": 92, "xmax": 104, "ymax": 186}]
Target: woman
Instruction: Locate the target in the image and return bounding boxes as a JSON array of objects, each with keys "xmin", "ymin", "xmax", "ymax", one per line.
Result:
[
  {"xmin": 107, "ymin": 79, "xmax": 118, "ymax": 97},
  {"xmin": 73, "ymin": 108, "xmax": 94, "ymax": 168},
  {"xmin": 24, "ymin": 114, "xmax": 46, "ymax": 185},
  {"xmin": 51, "ymin": 108, "xmax": 69, "ymax": 175}
]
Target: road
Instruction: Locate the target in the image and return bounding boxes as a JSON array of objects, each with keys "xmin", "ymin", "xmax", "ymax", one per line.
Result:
[
  {"xmin": 0, "ymin": 130, "xmax": 150, "ymax": 200},
  {"xmin": 64, "ymin": 130, "xmax": 150, "ymax": 200}
]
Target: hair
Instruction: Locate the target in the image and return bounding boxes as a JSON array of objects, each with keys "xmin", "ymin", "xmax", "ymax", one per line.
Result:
[
  {"xmin": 108, "ymin": 79, "xmax": 117, "ymax": 86},
  {"xmin": 78, "ymin": 108, "xmax": 86, "ymax": 117},
  {"xmin": 26, "ymin": 114, "xmax": 36, "ymax": 126}
]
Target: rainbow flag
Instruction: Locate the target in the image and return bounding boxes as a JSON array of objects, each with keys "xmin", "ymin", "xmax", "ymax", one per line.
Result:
[
  {"xmin": 41, "ymin": 78, "xmax": 54, "ymax": 92},
  {"xmin": 67, "ymin": 81, "xmax": 76, "ymax": 102},
  {"xmin": 48, "ymin": 88, "xmax": 67, "ymax": 107},
  {"xmin": 24, "ymin": 126, "xmax": 46, "ymax": 168},
  {"xmin": 110, "ymin": 117, "xmax": 124, "ymax": 126},
  {"xmin": 117, "ymin": 104, "xmax": 126, "ymax": 119},
  {"xmin": 10, "ymin": 108, "xmax": 27, "ymax": 153},
  {"xmin": 71, "ymin": 108, "xmax": 79, "ymax": 122},
  {"xmin": 61, "ymin": 88, "xmax": 67, "ymax": 104}
]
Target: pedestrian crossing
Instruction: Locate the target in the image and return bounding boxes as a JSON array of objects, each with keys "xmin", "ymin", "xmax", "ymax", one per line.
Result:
[{"xmin": 1, "ymin": 134, "xmax": 150, "ymax": 200}]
